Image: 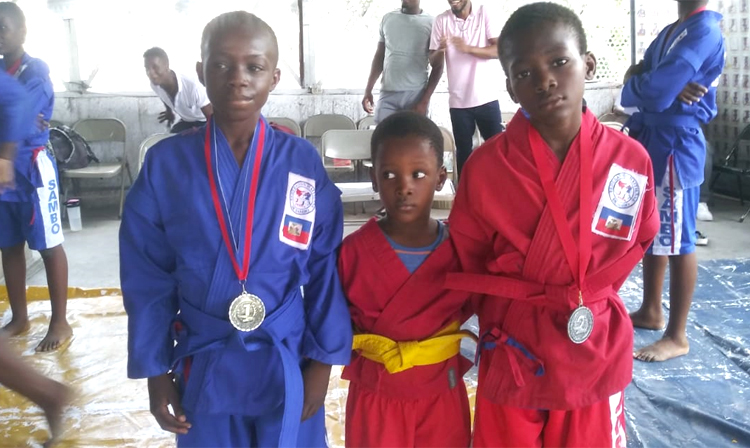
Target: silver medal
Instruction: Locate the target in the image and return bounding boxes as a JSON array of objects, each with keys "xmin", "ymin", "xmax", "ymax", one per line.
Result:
[
  {"xmin": 567, "ymin": 305, "xmax": 594, "ymax": 344},
  {"xmin": 228, "ymin": 292, "xmax": 266, "ymax": 332}
]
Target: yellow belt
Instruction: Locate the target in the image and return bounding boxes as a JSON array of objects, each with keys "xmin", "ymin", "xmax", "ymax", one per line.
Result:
[{"xmin": 352, "ymin": 321, "xmax": 478, "ymax": 374}]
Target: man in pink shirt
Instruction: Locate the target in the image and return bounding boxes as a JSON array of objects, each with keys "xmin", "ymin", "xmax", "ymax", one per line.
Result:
[{"xmin": 430, "ymin": 0, "xmax": 503, "ymax": 179}]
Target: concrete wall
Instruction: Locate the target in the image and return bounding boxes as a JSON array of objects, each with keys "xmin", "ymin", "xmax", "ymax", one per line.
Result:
[{"xmin": 51, "ymin": 83, "xmax": 619, "ymax": 206}]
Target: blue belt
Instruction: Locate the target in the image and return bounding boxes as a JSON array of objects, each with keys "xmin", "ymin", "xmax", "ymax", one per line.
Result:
[
  {"xmin": 174, "ymin": 297, "xmax": 304, "ymax": 448},
  {"xmin": 627, "ymin": 112, "xmax": 702, "ymax": 131}
]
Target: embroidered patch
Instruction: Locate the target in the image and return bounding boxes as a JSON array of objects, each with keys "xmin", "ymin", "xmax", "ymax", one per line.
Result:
[
  {"xmin": 608, "ymin": 172, "xmax": 641, "ymax": 209},
  {"xmin": 592, "ymin": 164, "xmax": 648, "ymax": 241},
  {"xmin": 279, "ymin": 172, "xmax": 316, "ymax": 250},
  {"xmin": 282, "ymin": 215, "xmax": 312, "ymax": 245},
  {"xmin": 289, "ymin": 180, "xmax": 315, "ymax": 215}
]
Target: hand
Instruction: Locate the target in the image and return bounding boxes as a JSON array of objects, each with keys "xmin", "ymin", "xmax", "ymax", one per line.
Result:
[
  {"xmin": 301, "ymin": 360, "xmax": 332, "ymax": 421},
  {"xmin": 158, "ymin": 109, "xmax": 175, "ymax": 127},
  {"xmin": 147, "ymin": 373, "xmax": 191, "ymax": 435},
  {"xmin": 623, "ymin": 62, "xmax": 643, "ymax": 83},
  {"xmin": 449, "ymin": 36, "xmax": 469, "ymax": 53},
  {"xmin": 36, "ymin": 114, "xmax": 50, "ymax": 132},
  {"xmin": 677, "ymin": 82, "xmax": 708, "ymax": 105},
  {"xmin": 437, "ymin": 36, "xmax": 449, "ymax": 52},
  {"xmin": 0, "ymin": 157, "xmax": 14, "ymax": 193},
  {"xmin": 362, "ymin": 92, "xmax": 374, "ymax": 114},
  {"xmin": 411, "ymin": 99, "xmax": 429, "ymax": 116}
]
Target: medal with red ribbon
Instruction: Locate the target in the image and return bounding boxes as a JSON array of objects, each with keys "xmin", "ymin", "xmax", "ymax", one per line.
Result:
[
  {"xmin": 5, "ymin": 58, "xmax": 22, "ymax": 75},
  {"xmin": 528, "ymin": 115, "xmax": 594, "ymax": 344},
  {"xmin": 204, "ymin": 119, "xmax": 267, "ymax": 332}
]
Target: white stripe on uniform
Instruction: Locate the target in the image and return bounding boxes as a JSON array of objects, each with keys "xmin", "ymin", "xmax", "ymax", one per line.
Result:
[
  {"xmin": 608, "ymin": 391, "xmax": 627, "ymax": 448},
  {"xmin": 651, "ymin": 160, "xmax": 684, "ymax": 256},
  {"xmin": 35, "ymin": 151, "xmax": 64, "ymax": 249}
]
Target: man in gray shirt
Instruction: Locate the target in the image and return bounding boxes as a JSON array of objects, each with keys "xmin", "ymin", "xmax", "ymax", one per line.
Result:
[{"xmin": 362, "ymin": 0, "xmax": 444, "ymax": 123}]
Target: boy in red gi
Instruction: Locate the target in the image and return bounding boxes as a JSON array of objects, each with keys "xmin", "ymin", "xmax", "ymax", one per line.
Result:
[
  {"xmin": 446, "ymin": 3, "xmax": 659, "ymax": 447},
  {"xmin": 339, "ymin": 111, "xmax": 475, "ymax": 447}
]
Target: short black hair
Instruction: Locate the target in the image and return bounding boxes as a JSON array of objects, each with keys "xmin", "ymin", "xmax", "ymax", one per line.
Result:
[
  {"xmin": 498, "ymin": 2, "xmax": 587, "ymax": 72},
  {"xmin": 370, "ymin": 111, "xmax": 444, "ymax": 166},
  {"xmin": 201, "ymin": 11, "xmax": 279, "ymax": 66},
  {"xmin": 0, "ymin": 2, "xmax": 25, "ymax": 28},
  {"xmin": 143, "ymin": 47, "xmax": 169, "ymax": 63}
]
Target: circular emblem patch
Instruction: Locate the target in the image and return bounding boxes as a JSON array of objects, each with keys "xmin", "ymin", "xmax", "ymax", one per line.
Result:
[
  {"xmin": 608, "ymin": 173, "xmax": 640, "ymax": 209},
  {"xmin": 289, "ymin": 181, "xmax": 315, "ymax": 215}
]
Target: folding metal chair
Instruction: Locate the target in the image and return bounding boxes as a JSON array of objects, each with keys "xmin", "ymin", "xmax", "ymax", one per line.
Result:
[
  {"xmin": 138, "ymin": 133, "xmax": 172, "ymax": 171},
  {"xmin": 267, "ymin": 117, "xmax": 302, "ymax": 136},
  {"xmin": 63, "ymin": 118, "xmax": 131, "ymax": 218},
  {"xmin": 711, "ymin": 124, "xmax": 750, "ymax": 222}
]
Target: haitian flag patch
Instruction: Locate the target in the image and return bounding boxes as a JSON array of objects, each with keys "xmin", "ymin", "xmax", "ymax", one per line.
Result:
[
  {"xmin": 282, "ymin": 215, "xmax": 312, "ymax": 245},
  {"xmin": 592, "ymin": 163, "xmax": 648, "ymax": 241},
  {"xmin": 595, "ymin": 207, "xmax": 634, "ymax": 239}
]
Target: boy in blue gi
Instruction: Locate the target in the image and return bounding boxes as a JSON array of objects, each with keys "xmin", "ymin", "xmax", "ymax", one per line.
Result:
[
  {"xmin": 0, "ymin": 69, "xmax": 70, "ymax": 448},
  {"xmin": 0, "ymin": 70, "xmax": 28, "ymax": 189},
  {"xmin": 0, "ymin": 2, "xmax": 72, "ymax": 352},
  {"xmin": 120, "ymin": 11, "xmax": 352, "ymax": 447},
  {"xmin": 622, "ymin": 0, "xmax": 724, "ymax": 362}
]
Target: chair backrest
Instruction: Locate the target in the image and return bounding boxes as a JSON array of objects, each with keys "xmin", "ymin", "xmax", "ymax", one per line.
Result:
[
  {"xmin": 601, "ymin": 121, "xmax": 627, "ymax": 131},
  {"xmin": 267, "ymin": 117, "xmax": 301, "ymax": 137},
  {"xmin": 139, "ymin": 133, "xmax": 172, "ymax": 170},
  {"xmin": 738, "ymin": 124, "xmax": 750, "ymax": 141},
  {"xmin": 303, "ymin": 114, "xmax": 356, "ymax": 138},
  {"xmin": 725, "ymin": 124, "xmax": 750, "ymax": 164},
  {"xmin": 322, "ymin": 129, "xmax": 373, "ymax": 161},
  {"xmin": 357, "ymin": 115, "xmax": 376, "ymax": 130},
  {"xmin": 439, "ymin": 127, "xmax": 455, "ymax": 153},
  {"xmin": 501, "ymin": 112, "xmax": 516, "ymax": 125},
  {"xmin": 598, "ymin": 112, "xmax": 629, "ymax": 124},
  {"xmin": 72, "ymin": 118, "xmax": 127, "ymax": 143},
  {"xmin": 438, "ymin": 126, "xmax": 456, "ymax": 182}
]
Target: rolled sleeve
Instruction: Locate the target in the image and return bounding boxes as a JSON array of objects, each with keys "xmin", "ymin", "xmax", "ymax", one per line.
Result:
[
  {"xmin": 300, "ymin": 172, "xmax": 352, "ymax": 366},
  {"xmin": 120, "ymin": 155, "xmax": 179, "ymax": 378}
]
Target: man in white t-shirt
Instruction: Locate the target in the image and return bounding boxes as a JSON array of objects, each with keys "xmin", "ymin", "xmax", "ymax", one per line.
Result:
[
  {"xmin": 362, "ymin": 0, "xmax": 444, "ymax": 124},
  {"xmin": 429, "ymin": 0, "xmax": 503, "ymax": 178},
  {"xmin": 143, "ymin": 47, "xmax": 212, "ymax": 133}
]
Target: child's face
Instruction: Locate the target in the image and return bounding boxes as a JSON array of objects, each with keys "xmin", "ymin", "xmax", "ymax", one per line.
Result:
[
  {"xmin": 0, "ymin": 15, "xmax": 25, "ymax": 57},
  {"xmin": 504, "ymin": 22, "xmax": 595, "ymax": 126},
  {"xmin": 198, "ymin": 26, "xmax": 280, "ymax": 123},
  {"xmin": 144, "ymin": 56, "xmax": 169, "ymax": 86},
  {"xmin": 370, "ymin": 135, "xmax": 447, "ymax": 227}
]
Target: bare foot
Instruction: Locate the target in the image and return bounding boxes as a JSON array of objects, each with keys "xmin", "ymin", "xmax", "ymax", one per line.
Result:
[
  {"xmin": 1, "ymin": 317, "xmax": 30, "ymax": 336},
  {"xmin": 629, "ymin": 308, "xmax": 665, "ymax": 330},
  {"xmin": 35, "ymin": 320, "xmax": 73, "ymax": 352},
  {"xmin": 634, "ymin": 336, "xmax": 689, "ymax": 362},
  {"xmin": 41, "ymin": 381, "xmax": 71, "ymax": 447}
]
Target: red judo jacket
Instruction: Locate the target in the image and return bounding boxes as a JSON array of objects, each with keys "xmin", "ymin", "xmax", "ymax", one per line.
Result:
[
  {"xmin": 339, "ymin": 219, "xmax": 474, "ymax": 398},
  {"xmin": 447, "ymin": 109, "xmax": 659, "ymax": 410}
]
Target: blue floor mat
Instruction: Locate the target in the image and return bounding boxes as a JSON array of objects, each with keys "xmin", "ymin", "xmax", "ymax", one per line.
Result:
[
  {"xmin": 625, "ymin": 259, "xmax": 750, "ymax": 447},
  {"xmin": 461, "ymin": 258, "xmax": 750, "ymax": 448}
]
